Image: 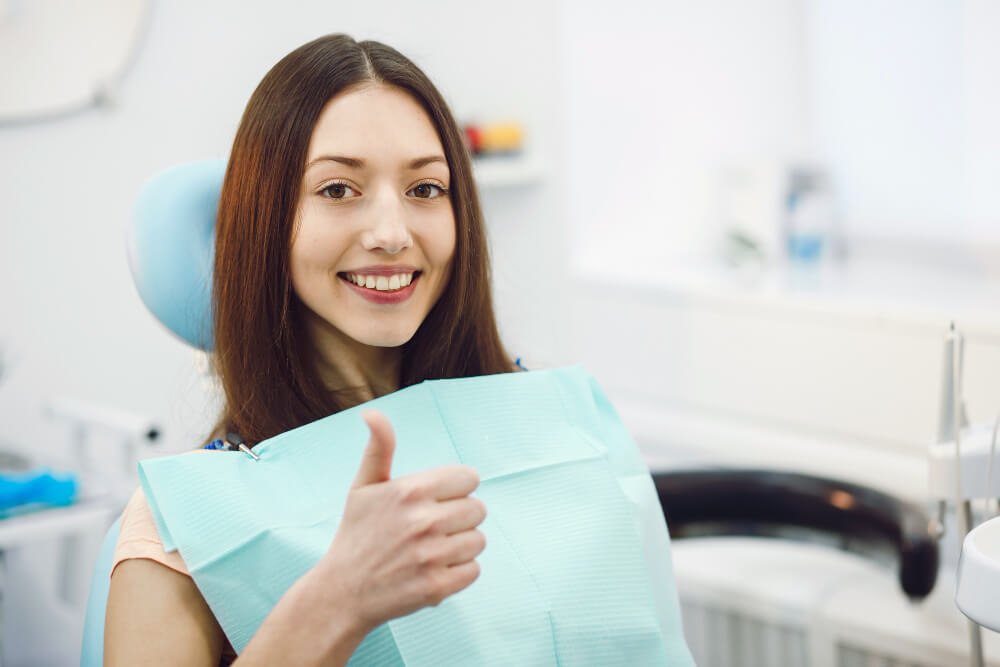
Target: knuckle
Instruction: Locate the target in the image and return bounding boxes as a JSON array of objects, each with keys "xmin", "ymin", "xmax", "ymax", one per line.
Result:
[
  {"xmin": 407, "ymin": 512, "xmax": 435, "ymax": 539},
  {"xmin": 459, "ymin": 561, "xmax": 481, "ymax": 589},
  {"xmin": 462, "ymin": 466, "xmax": 481, "ymax": 487},
  {"xmin": 423, "ymin": 572, "xmax": 449, "ymax": 606},
  {"xmin": 420, "ymin": 508, "xmax": 445, "ymax": 535},
  {"xmin": 424, "ymin": 512, "xmax": 446, "ymax": 535},
  {"xmin": 413, "ymin": 543, "xmax": 437, "ymax": 567},
  {"xmin": 472, "ymin": 498, "xmax": 487, "ymax": 522},
  {"xmin": 398, "ymin": 479, "xmax": 427, "ymax": 504}
]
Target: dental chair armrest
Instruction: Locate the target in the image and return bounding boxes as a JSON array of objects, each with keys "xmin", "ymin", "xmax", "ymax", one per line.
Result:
[{"xmin": 652, "ymin": 469, "xmax": 939, "ymax": 600}]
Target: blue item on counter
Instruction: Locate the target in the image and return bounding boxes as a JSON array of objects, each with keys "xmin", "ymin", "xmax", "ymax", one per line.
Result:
[
  {"xmin": 787, "ymin": 233, "xmax": 825, "ymax": 261},
  {"xmin": 0, "ymin": 470, "xmax": 78, "ymax": 517},
  {"xmin": 784, "ymin": 170, "xmax": 835, "ymax": 264}
]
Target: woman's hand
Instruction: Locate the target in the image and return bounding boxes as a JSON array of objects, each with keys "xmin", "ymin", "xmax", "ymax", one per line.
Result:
[
  {"xmin": 238, "ymin": 410, "xmax": 487, "ymax": 666},
  {"xmin": 312, "ymin": 409, "xmax": 487, "ymax": 634}
]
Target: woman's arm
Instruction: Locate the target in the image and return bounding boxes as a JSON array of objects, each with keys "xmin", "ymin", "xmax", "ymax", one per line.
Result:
[
  {"xmin": 105, "ymin": 558, "xmax": 227, "ymax": 666},
  {"xmin": 105, "ymin": 557, "xmax": 367, "ymax": 667},
  {"xmin": 106, "ymin": 411, "xmax": 485, "ymax": 665},
  {"xmin": 234, "ymin": 564, "xmax": 367, "ymax": 666}
]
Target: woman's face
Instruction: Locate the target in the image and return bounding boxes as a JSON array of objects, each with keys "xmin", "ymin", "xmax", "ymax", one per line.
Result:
[{"xmin": 291, "ymin": 83, "xmax": 456, "ymax": 352}]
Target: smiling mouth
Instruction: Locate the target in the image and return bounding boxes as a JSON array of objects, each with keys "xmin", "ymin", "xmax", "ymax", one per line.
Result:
[{"xmin": 338, "ymin": 271, "xmax": 421, "ymax": 293}]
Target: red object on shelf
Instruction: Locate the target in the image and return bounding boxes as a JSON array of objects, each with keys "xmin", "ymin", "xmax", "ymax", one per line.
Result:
[{"xmin": 464, "ymin": 124, "xmax": 483, "ymax": 154}]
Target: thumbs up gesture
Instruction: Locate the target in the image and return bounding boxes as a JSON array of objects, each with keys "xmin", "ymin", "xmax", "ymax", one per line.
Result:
[
  {"xmin": 351, "ymin": 410, "xmax": 398, "ymax": 487},
  {"xmin": 316, "ymin": 410, "xmax": 487, "ymax": 633}
]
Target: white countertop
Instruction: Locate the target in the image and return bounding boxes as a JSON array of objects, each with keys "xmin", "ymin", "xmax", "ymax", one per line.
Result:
[
  {"xmin": 573, "ymin": 253, "xmax": 1000, "ymax": 340},
  {"xmin": 0, "ymin": 497, "xmax": 118, "ymax": 549}
]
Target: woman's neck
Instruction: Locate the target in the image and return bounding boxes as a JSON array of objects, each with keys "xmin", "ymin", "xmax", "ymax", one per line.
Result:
[{"xmin": 304, "ymin": 315, "xmax": 402, "ymax": 405}]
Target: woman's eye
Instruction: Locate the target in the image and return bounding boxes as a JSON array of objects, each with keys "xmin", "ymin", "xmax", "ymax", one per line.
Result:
[
  {"xmin": 408, "ymin": 183, "xmax": 447, "ymax": 199},
  {"xmin": 320, "ymin": 183, "xmax": 358, "ymax": 199}
]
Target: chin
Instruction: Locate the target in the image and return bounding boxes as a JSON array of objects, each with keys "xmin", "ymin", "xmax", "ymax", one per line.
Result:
[{"xmin": 354, "ymin": 324, "xmax": 420, "ymax": 349}]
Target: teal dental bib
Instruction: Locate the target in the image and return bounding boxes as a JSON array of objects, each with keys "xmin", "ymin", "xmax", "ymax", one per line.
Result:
[{"xmin": 138, "ymin": 367, "xmax": 694, "ymax": 665}]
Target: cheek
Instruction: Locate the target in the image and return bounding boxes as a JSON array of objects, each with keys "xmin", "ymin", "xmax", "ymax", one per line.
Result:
[
  {"xmin": 289, "ymin": 216, "xmax": 345, "ymax": 291},
  {"xmin": 288, "ymin": 241, "xmax": 309, "ymax": 293},
  {"xmin": 430, "ymin": 214, "xmax": 457, "ymax": 267},
  {"xmin": 294, "ymin": 206, "xmax": 353, "ymax": 258},
  {"xmin": 424, "ymin": 216, "xmax": 456, "ymax": 302}
]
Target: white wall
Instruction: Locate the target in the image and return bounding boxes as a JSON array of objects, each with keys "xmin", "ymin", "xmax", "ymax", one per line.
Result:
[
  {"xmin": 963, "ymin": 0, "xmax": 1000, "ymax": 236},
  {"xmin": 561, "ymin": 0, "xmax": 1000, "ymax": 263},
  {"xmin": 806, "ymin": 0, "xmax": 1000, "ymax": 243},
  {"xmin": 560, "ymin": 0, "xmax": 812, "ymax": 267}
]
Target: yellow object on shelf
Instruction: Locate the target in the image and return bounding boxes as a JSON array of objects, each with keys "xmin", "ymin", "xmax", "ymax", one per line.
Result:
[{"xmin": 478, "ymin": 122, "xmax": 523, "ymax": 153}]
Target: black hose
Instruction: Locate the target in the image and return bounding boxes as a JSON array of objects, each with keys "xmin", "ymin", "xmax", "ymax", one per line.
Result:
[{"xmin": 652, "ymin": 469, "xmax": 939, "ymax": 600}]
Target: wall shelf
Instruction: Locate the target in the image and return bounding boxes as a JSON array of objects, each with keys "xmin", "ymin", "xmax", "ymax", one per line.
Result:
[{"xmin": 472, "ymin": 155, "xmax": 544, "ymax": 189}]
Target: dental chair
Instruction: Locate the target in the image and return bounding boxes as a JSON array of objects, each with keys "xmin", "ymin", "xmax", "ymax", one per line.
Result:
[
  {"xmin": 80, "ymin": 161, "xmax": 221, "ymax": 667},
  {"xmin": 80, "ymin": 161, "xmax": 941, "ymax": 666}
]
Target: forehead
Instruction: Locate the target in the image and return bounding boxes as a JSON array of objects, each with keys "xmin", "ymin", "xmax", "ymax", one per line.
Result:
[{"xmin": 306, "ymin": 83, "xmax": 445, "ymax": 163}]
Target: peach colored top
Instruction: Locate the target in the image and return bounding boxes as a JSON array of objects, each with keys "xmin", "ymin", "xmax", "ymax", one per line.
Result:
[
  {"xmin": 112, "ymin": 448, "xmax": 218, "ymax": 578},
  {"xmin": 112, "ymin": 487, "xmax": 189, "ymax": 577}
]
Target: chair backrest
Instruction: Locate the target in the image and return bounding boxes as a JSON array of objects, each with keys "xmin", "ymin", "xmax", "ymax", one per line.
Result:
[
  {"xmin": 80, "ymin": 517, "xmax": 122, "ymax": 667},
  {"xmin": 126, "ymin": 159, "xmax": 224, "ymax": 351}
]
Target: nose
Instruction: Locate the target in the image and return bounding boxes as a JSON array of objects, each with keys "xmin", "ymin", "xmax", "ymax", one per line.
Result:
[{"xmin": 360, "ymin": 190, "xmax": 412, "ymax": 255}]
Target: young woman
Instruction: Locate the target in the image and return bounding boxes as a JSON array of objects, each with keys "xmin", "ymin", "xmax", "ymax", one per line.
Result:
[{"xmin": 105, "ymin": 34, "xmax": 515, "ymax": 665}]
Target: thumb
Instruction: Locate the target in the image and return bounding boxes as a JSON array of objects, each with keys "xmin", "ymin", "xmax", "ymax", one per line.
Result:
[{"xmin": 352, "ymin": 410, "xmax": 396, "ymax": 488}]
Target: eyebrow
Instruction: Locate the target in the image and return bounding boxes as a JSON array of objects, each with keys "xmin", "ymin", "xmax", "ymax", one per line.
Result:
[{"xmin": 305, "ymin": 155, "xmax": 447, "ymax": 170}]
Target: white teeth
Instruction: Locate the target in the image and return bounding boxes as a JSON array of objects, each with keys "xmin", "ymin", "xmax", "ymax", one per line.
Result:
[{"xmin": 347, "ymin": 272, "xmax": 415, "ymax": 291}]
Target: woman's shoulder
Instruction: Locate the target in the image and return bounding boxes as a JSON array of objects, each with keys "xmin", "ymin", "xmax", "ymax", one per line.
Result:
[
  {"xmin": 112, "ymin": 442, "xmax": 224, "ymax": 577},
  {"xmin": 112, "ymin": 486, "xmax": 190, "ymax": 578}
]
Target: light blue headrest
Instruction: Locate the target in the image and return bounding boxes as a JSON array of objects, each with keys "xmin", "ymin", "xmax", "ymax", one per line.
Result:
[{"xmin": 127, "ymin": 160, "xmax": 225, "ymax": 351}]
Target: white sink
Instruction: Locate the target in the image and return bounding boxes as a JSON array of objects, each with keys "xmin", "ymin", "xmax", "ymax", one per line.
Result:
[{"xmin": 957, "ymin": 515, "xmax": 1000, "ymax": 632}]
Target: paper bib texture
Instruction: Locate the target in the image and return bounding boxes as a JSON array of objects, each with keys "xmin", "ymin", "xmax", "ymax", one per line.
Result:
[{"xmin": 139, "ymin": 367, "xmax": 694, "ymax": 665}]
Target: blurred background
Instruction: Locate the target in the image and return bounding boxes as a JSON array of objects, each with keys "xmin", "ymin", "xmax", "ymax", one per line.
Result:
[{"xmin": 1, "ymin": 0, "xmax": 1000, "ymax": 665}]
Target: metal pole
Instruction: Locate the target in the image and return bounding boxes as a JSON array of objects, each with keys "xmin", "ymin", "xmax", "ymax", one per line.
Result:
[{"xmin": 962, "ymin": 500, "xmax": 985, "ymax": 667}]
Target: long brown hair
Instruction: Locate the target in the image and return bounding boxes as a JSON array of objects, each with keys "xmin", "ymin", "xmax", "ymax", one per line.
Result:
[{"xmin": 212, "ymin": 34, "xmax": 512, "ymax": 445}]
